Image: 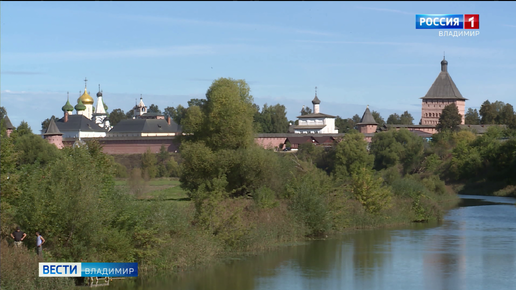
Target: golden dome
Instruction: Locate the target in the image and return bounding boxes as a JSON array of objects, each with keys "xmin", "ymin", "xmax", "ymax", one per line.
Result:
[{"xmin": 78, "ymin": 88, "xmax": 94, "ymax": 105}]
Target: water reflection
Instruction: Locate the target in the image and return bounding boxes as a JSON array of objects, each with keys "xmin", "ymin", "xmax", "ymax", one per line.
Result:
[{"xmin": 111, "ymin": 195, "xmax": 516, "ymax": 290}]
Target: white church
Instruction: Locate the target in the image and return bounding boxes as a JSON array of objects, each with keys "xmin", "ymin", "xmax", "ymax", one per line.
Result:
[{"xmin": 294, "ymin": 89, "xmax": 338, "ymax": 134}]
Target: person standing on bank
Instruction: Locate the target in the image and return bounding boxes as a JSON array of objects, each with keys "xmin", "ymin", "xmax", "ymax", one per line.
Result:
[
  {"xmin": 36, "ymin": 232, "xmax": 45, "ymax": 256},
  {"xmin": 11, "ymin": 226, "xmax": 27, "ymax": 247}
]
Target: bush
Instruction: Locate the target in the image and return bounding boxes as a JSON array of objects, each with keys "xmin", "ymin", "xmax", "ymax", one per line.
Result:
[{"xmin": 0, "ymin": 239, "xmax": 75, "ymax": 290}]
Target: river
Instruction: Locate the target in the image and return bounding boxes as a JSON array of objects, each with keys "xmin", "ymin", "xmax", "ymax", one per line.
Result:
[{"xmin": 111, "ymin": 195, "xmax": 516, "ymax": 290}]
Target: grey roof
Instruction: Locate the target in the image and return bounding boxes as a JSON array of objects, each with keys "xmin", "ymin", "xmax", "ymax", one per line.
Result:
[
  {"xmin": 256, "ymin": 133, "xmax": 346, "ymax": 138},
  {"xmin": 312, "ymin": 96, "xmax": 321, "ymax": 104},
  {"xmin": 357, "ymin": 107, "xmax": 377, "ymax": 125},
  {"xmin": 421, "ymin": 59, "xmax": 467, "ymax": 100},
  {"xmin": 44, "ymin": 118, "xmax": 62, "ymax": 135},
  {"xmin": 56, "ymin": 115, "xmax": 108, "ymax": 132},
  {"xmin": 109, "ymin": 119, "xmax": 181, "ymax": 133},
  {"xmin": 459, "ymin": 124, "xmax": 507, "ymax": 134},
  {"xmin": 4, "ymin": 116, "xmax": 14, "ymax": 129},
  {"xmin": 297, "ymin": 112, "xmax": 336, "ymax": 118},
  {"xmin": 294, "ymin": 124, "xmax": 327, "ymax": 130}
]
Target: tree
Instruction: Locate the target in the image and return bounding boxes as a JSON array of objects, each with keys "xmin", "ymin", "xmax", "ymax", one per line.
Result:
[
  {"xmin": 333, "ymin": 133, "xmax": 374, "ymax": 178},
  {"xmin": 141, "ymin": 148, "xmax": 158, "ymax": 180},
  {"xmin": 465, "ymin": 108, "xmax": 480, "ymax": 125},
  {"xmin": 300, "ymin": 106, "xmax": 312, "ymax": 115},
  {"xmin": 109, "ymin": 108, "xmax": 127, "ymax": 126},
  {"xmin": 497, "ymin": 103, "xmax": 515, "ymax": 125},
  {"xmin": 335, "ymin": 116, "xmax": 357, "ymax": 133},
  {"xmin": 125, "ymin": 109, "xmax": 134, "ymax": 119},
  {"xmin": 387, "ymin": 113, "xmax": 401, "ymax": 125},
  {"xmin": 181, "ymin": 77, "xmax": 255, "ymax": 151},
  {"xmin": 14, "ymin": 121, "xmax": 32, "ymax": 137},
  {"xmin": 148, "ymin": 104, "xmax": 162, "ymax": 114},
  {"xmin": 436, "ymin": 103, "xmax": 462, "ymax": 132},
  {"xmin": 164, "ymin": 105, "xmax": 186, "ymax": 125},
  {"xmin": 370, "ymin": 129, "xmax": 424, "ymax": 174},
  {"xmin": 479, "ymin": 100, "xmax": 497, "ymax": 124},
  {"xmin": 41, "ymin": 115, "xmax": 57, "ymax": 131},
  {"xmin": 400, "ymin": 111, "xmax": 414, "ymax": 125},
  {"xmin": 187, "ymin": 98, "xmax": 206, "ymax": 108},
  {"xmin": 351, "ymin": 168, "xmax": 392, "ymax": 214},
  {"xmin": 254, "ymin": 103, "xmax": 289, "ymax": 133},
  {"xmin": 352, "ymin": 114, "xmax": 361, "ymax": 124},
  {"xmin": 371, "ymin": 111, "xmax": 385, "ymax": 127},
  {"xmin": 0, "ymin": 106, "xmax": 6, "ymax": 120}
]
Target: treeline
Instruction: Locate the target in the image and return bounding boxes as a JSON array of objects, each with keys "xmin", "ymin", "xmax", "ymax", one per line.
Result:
[{"xmin": 6, "ymin": 78, "xmax": 515, "ymax": 289}]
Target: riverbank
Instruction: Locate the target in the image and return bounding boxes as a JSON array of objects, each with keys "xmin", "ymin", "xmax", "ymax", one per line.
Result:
[{"xmin": 448, "ymin": 181, "xmax": 516, "ymax": 197}]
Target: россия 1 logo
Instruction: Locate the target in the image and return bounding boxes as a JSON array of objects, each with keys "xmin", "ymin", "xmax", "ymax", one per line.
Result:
[
  {"xmin": 416, "ymin": 14, "xmax": 479, "ymax": 29},
  {"xmin": 416, "ymin": 14, "xmax": 479, "ymax": 37}
]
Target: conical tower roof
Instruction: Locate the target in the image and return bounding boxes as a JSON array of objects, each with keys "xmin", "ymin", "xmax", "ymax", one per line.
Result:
[
  {"xmin": 357, "ymin": 106, "xmax": 377, "ymax": 125},
  {"xmin": 44, "ymin": 118, "xmax": 62, "ymax": 136},
  {"xmin": 4, "ymin": 116, "xmax": 14, "ymax": 129},
  {"xmin": 421, "ymin": 58, "xmax": 467, "ymax": 100}
]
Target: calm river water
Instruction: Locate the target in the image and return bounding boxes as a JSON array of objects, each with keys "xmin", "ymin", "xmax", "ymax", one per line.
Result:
[{"xmin": 111, "ymin": 195, "xmax": 516, "ymax": 290}]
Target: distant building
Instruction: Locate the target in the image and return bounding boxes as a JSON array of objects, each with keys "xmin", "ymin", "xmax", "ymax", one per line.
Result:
[
  {"xmin": 420, "ymin": 57, "xmax": 467, "ymax": 125},
  {"xmin": 294, "ymin": 88, "xmax": 338, "ymax": 134}
]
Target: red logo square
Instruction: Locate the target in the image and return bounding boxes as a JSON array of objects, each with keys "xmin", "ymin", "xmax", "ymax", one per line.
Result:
[{"xmin": 464, "ymin": 14, "xmax": 479, "ymax": 29}]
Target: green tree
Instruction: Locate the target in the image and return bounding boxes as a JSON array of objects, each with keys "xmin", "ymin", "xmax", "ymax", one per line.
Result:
[
  {"xmin": 182, "ymin": 78, "xmax": 255, "ymax": 151},
  {"xmin": 255, "ymin": 103, "xmax": 289, "ymax": 133},
  {"xmin": 187, "ymin": 98, "xmax": 207, "ymax": 108},
  {"xmin": 41, "ymin": 115, "xmax": 57, "ymax": 131},
  {"xmin": 465, "ymin": 108, "xmax": 480, "ymax": 125},
  {"xmin": 436, "ymin": 103, "xmax": 462, "ymax": 132},
  {"xmin": 370, "ymin": 129, "xmax": 424, "ymax": 174},
  {"xmin": 497, "ymin": 103, "xmax": 515, "ymax": 125},
  {"xmin": 109, "ymin": 108, "xmax": 127, "ymax": 126},
  {"xmin": 371, "ymin": 111, "xmax": 385, "ymax": 127},
  {"xmin": 0, "ymin": 106, "xmax": 6, "ymax": 120},
  {"xmin": 387, "ymin": 113, "xmax": 401, "ymax": 125},
  {"xmin": 141, "ymin": 148, "xmax": 158, "ymax": 179},
  {"xmin": 351, "ymin": 168, "xmax": 392, "ymax": 214},
  {"xmin": 300, "ymin": 106, "xmax": 312, "ymax": 115},
  {"xmin": 14, "ymin": 121, "xmax": 32, "ymax": 137},
  {"xmin": 164, "ymin": 105, "xmax": 186, "ymax": 125},
  {"xmin": 333, "ymin": 133, "xmax": 374, "ymax": 178},
  {"xmin": 148, "ymin": 104, "xmax": 162, "ymax": 114},
  {"xmin": 14, "ymin": 133, "xmax": 61, "ymax": 166},
  {"xmin": 479, "ymin": 100, "xmax": 496, "ymax": 124},
  {"xmin": 335, "ymin": 116, "xmax": 357, "ymax": 133},
  {"xmin": 400, "ymin": 111, "xmax": 414, "ymax": 125},
  {"xmin": 352, "ymin": 114, "xmax": 361, "ymax": 124}
]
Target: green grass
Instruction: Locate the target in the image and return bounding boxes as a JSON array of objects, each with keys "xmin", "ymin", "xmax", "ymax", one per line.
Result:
[{"xmin": 116, "ymin": 177, "xmax": 189, "ymax": 201}]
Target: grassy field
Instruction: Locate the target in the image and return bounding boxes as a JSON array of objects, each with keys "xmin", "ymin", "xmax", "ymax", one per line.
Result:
[{"xmin": 115, "ymin": 177, "xmax": 189, "ymax": 201}]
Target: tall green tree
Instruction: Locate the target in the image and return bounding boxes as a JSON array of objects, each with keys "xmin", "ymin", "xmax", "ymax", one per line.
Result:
[
  {"xmin": 465, "ymin": 108, "xmax": 481, "ymax": 125},
  {"xmin": 400, "ymin": 111, "xmax": 414, "ymax": 125},
  {"xmin": 41, "ymin": 115, "xmax": 57, "ymax": 131},
  {"xmin": 370, "ymin": 129, "xmax": 424, "ymax": 174},
  {"xmin": 371, "ymin": 111, "xmax": 385, "ymax": 127},
  {"xmin": 335, "ymin": 116, "xmax": 357, "ymax": 133},
  {"xmin": 109, "ymin": 108, "xmax": 128, "ymax": 126},
  {"xmin": 300, "ymin": 106, "xmax": 312, "ymax": 116},
  {"xmin": 181, "ymin": 78, "xmax": 255, "ymax": 151},
  {"xmin": 0, "ymin": 106, "xmax": 7, "ymax": 120},
  {"xmin": 497, "ymin": 103, "xmax": 515, "ymax": 125},
  {"xmin": 164, "ymin": 105, "xmax": 186, "ymax": 125},
  {"xmin": 352, "ymin": 114, "xmax": 361, "ymax": 124},
  {"xmin": 148, "ymin": 104, "xmax": 162, "ymax": 114},
  {"xmin": 479, "ymin": 100, "xmax": 497, "ymax": 124},
  {"xmin": 254, "ymin": 103, "xmax": 289, "ymax": 133},
  {"xmin": 333, "ymin": 133, "xmax": 374, "ymax": 178},
  {"xmin": 436, "ymin": 103, "xmax": 462, "ymax": 132},
  {"xmin": 13, "ymin": 121, "xmax": 32, "ymax": 137},
  {"xmin": 387, "ymin": 113, "xmax": 401, "ymax": 125},
  {"xmin": 141, "ymin": 148, "xmax": 158, "ymax": 179}
]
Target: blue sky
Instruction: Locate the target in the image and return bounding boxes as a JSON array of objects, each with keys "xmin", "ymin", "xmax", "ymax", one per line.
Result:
[{"xmin": 2, "ymin": 1, "xmax": 515, "ymax": 132}]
